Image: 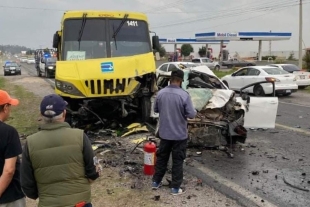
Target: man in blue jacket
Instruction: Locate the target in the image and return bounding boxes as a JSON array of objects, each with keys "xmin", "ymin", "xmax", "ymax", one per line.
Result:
[{"xmin": 152, "ymin": 70, "xmax": 197, "ymax": 195}]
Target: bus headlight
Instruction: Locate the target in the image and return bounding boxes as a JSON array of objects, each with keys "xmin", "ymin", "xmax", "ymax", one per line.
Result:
[{"xmin": 55, "ymin": 80, "xmax": 85, "ymax": 97}]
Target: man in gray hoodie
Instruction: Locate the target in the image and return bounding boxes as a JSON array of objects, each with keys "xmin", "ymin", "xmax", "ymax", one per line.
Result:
[{"xmin": 152, "ymin": 70, "xmax": 197, "ymax": 195}]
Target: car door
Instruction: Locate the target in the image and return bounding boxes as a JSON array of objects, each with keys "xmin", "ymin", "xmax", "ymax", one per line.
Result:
[
  {"xmin": 227, "ymin": 68, "xmax": 248, "ymax": 90},
  {"xmin": 157, "ymin": 64, "xmax": 169, "ymax": 76},
  {"xmin": 242, "ymin": 68, "xmax": 263, "ymax": 93},
  {"xmin": 167, "ymin": 64, "xmax": 179, "ymax": 74},
  {"xmin": 236, "ymin": 86, "xmax": 278, "ymax": 128}
]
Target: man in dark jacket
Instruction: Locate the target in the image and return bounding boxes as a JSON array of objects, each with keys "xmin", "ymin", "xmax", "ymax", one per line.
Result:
[
  {"xmin": 0, "ymin": 90, "xmax": 25, "ymax": 207},
  {"xmin": 21, "ymin": 94, "xmax": 99, "ymax": 207},
  {"xmin": 152, "ymin": 70, "xmax": 197, "ymax": 195}
]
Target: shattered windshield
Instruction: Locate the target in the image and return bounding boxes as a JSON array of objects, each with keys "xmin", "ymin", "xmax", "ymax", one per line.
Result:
[
  {"xmin": 263, "ymin": 67, "xmax": 289, "ymax": 75},
  {"xmin": 62, "ymin": 18, "xmax": 151, "ymax": 60},
  {"xmin": 157, "ymin": 69, "xmax": 226, "ymax": 90}
]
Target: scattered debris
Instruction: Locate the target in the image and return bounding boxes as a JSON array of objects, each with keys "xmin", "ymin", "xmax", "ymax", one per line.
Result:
[
  {"xmin": 263, "ymin": 170, "xmax": 269, "ymax": 174},
  {"xmin": 252, "ymin": 171, "xmax": 260, "ymax": 176},
  {"xmin": 294, "ymin": 125, "xmax": 301, "ymax": 128},
  {"xmin": 302, "ymin": 173, "xmax": 306, "ymax": 176},
  {"xmin": 282, "ymin": 156, "xmax": 290, "ymax": 160},
  {"xmin": 153, "ymin": 195, "xmax": 160, "ymax": 201},
  {"xmin": 283, "ymin": 177, "xmax": 310, "ymax": 192}
]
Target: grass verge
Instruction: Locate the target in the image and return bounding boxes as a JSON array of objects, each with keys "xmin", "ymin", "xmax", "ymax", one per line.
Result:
[
  {"xmin": 214, "ymin": 68, "xmax": 237, "ymax": 78},
  {"xmin": 0, "ymin": 77, "xmax": 40, "ymax": 135}
]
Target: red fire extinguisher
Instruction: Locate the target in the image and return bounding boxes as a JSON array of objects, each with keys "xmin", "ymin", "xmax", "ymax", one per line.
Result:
[{"xmin": 143, "ymin": 141, "xmax": 157, "ymax": 175}]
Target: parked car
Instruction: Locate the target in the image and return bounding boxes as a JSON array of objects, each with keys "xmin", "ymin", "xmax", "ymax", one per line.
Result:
[
  {"xmin": 150, "ymin": 65, "xmax": 279, "ymax": 148},
  {"xmin": 221, "ymin": 58, "xmax": 256, "ymax": 68},
  {"xmin": 27, "ymin": 57, "xmax": 35, "ymax": 64},
  {"xmin": 156, "ymin": 62, "xmax": 198, "ymax": 77},
  {"xmin": 3, "ymin": 62, "xmax": 21, "ymax": 76},
  {"xmin": 20, "ymin": 57, "xmax": 28, "ymax": 63},
  {"xmin": 221, "ymin": 66, "xmax": 298, "ymax": 96},
  {"xmin": 267, "ymin": 64, "xmax": 310, "ymax": 89},
  {"xmin": 192, "ymin": 57, "xmax": 221, "ymax": 70}
]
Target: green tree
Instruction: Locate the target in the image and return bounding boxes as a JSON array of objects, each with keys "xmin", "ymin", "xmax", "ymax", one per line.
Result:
[
  {"xmin": 287, "ymin": 51, "xmax": 296, "ymax": 60},
  {"xmin": 303, "ymin": 51, "xmax": 310, "ymax": 71},
  {"xmin": 181, "ymin": 44, "xmax": 193, "ymax": 57},
  {"xmin": 154, "ymin": 44, "xmax": 166, "ymax": 57},
  {"xmin": 198, "ymin": 46, "xmax": 206, "ymax": 57}
]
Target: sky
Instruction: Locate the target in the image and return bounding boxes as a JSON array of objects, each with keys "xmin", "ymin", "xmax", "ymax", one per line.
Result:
[{"xmin": 0, "ymin": 0, "xmax": 309, "ymax": 56}]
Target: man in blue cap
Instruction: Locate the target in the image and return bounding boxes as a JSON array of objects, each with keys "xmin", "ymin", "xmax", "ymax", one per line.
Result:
[{"xmin": 21, "ymin": 94, "xmax": 99, "ymax": 207}]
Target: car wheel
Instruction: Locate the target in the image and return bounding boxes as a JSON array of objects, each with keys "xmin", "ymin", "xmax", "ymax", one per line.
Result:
[
  {"xmin": 37, "ymin": 69, "xmax": 41, "ymax": 77},
  {"xmin": 254, "ymin": 85, "xmax": 265, "ymax": 96},
  {"xmin": 223, "ymin": 81, "xmax": 229, "ymax": 88},
  {"xmin": 4, "ymin": 72, "xmax": 7, "ymax": 76},
  {"xmin": 45, "ymin": 69, "xmax": 51, "ymax": 78},
  {"xmin": 141, "ymin": 96, "xmax": 151, "ymax": 123},
  {"xmin": 215, "ymin": 65, "xmax": 220, "ymax": 70},
  {"xmin": 299, "ymin": 86, "xmax": 307, "ymax": 89}
]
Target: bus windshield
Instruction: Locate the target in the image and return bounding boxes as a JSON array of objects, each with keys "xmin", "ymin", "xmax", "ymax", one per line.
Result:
[{"xmin": 62, "ymin": 18, "xmax": 151, "ymax": 60}]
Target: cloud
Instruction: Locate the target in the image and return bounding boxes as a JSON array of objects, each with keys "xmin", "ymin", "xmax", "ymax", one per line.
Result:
[{"xmin": 0, "ymin": 0, "xmax": 308, "ymax": 53}]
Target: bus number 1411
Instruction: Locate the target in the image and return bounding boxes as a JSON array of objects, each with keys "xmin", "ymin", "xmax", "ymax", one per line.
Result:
[{"xmin": 127, "ymin": 21, "xmax": 138, "ymax": 26}]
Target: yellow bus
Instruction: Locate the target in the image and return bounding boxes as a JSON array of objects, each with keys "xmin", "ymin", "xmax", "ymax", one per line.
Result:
[{"xmin": 52, "ymin": 10, "xmax": 160, "ymax": 127}]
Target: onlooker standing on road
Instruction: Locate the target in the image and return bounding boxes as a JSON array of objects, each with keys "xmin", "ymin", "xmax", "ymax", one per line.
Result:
[
  {"xmin": 152, "ymin": 70, "xmax": 197, "ymax": 195},
  {"xmin": 0, "ymin": 90, "xmax": 25, "ymax": 207},
  {"xmin": 20, "ymin": 94, "xmax": 100, "ymax": 207}
]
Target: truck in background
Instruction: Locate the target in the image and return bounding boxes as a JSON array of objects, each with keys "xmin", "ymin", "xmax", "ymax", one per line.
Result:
[{"xmin": 52, "ymin": 10, "xmax": 160, "ymax": 128}]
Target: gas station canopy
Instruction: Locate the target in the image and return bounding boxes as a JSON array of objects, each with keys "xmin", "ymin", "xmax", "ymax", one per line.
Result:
[
  {"xmin": 195, "ymin": 32, "xmax": 292, "ymax": 41},
  {"xmin": 159, "ymin": 38, "xmax": 229, "ymax": 44}
]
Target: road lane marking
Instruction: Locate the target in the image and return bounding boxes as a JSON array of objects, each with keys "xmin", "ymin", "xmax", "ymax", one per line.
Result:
[
  {"xmin": 193, "ymin": 161, "xmax": 278, "ymax": 207},
  {"xmin": 279, "ymin": 101, "xmax": 310, "ymax": 108},
  {"xmin": 276, "ymin": 123, "xmax": 310, "ymax": 135}
]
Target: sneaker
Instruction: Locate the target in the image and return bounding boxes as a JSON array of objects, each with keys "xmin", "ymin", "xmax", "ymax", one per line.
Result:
[
  {"xmin": 171, "ymin": 187, "xmax": 186, "ymax": 195},
  {"xmin": 152, "ymin": 182, "xmax": 162, "ymax": 190}
]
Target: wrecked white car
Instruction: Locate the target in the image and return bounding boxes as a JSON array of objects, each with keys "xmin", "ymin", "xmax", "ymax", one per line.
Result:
[{"xmin": 150, "ymin": 66, "xmax": 279, "ymax": 148}]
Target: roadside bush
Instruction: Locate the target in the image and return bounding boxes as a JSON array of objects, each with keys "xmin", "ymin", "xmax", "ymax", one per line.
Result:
[
  {"xmin": 262, "ymin": 56, "xmax": 277, "ymax": 61},
  {"xmin": 303, "ymin": 52, "xmax": 310, "ymax": 71}
]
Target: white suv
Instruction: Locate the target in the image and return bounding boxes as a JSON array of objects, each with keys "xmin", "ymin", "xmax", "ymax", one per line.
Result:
[{"xmin": 192, "ymin": 58, "xmax": 220, "ymax": 70}]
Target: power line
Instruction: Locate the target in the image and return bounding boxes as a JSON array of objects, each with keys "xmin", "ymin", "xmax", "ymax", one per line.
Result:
[
  {"xmin": 150, "ymin": 0, "xmax": 307, "ymax": 29},
  {"xmin": 142, "ymin": 0, "xmax": 197, "ymax": 13},
  {"xmin": 158, "ymin": 2, "xmax": 309, "ymax": 36},
  {"xmin": 150, "ymin": 0, "xmax": 297, "ymax": 28}
]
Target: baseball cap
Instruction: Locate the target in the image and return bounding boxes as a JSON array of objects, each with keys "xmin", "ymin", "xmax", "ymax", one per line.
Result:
[
  {"xmin": 0, "ymin": 90, "xmax": 19, "ymax": 106},
  {"xmin": 171, "ymin": 70, "xmax": 184, "ymax": 80},
  {"xmin": 40, "ymin": 94, "xmax": 67, "ymax": 118}
]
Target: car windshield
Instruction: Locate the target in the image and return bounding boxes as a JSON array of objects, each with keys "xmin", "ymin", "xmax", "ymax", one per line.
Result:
[
  {"xmin": 201, "ymin": 59, "xmax": 210, "ymax": 63},
  {"xmin": 62, "ymin": 18, "xmax": 151, "ymax": 60},
  {"xmin": 282, "ymin": 64, "xmax": 301, "ymax": 72},
  {"xmin": 263, "ymin": 67, "xmax": 289, "ymax": 75},
  {"xmin": 46, "ymin": 57, "xmax": 57, "ymax": 63},
  {"xmin": 5, "ymin": 63, "xmax": 18, "ymax": 67}
]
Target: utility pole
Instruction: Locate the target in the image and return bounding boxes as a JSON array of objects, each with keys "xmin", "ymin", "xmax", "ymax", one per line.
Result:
[
  {"xmin": 269, "ymin": 30, "xmax": 272, "ymax": 56},
  {"xmin": 298, "ymin": 0, "xmax": 303, "ymax": 68}
]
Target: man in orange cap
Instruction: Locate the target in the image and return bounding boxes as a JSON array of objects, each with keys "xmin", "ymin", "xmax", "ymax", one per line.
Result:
[{"xmin": 0, "ymin": 90, "xmax": 25, "ymax": 207}]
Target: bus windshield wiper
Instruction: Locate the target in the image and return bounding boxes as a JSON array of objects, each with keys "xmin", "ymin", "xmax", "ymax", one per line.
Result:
[
  {"xmin": 78, "ymin": 13, "xmax": 87, "ymax": 50},
  {"xmin": 112, "ymin": 14, "xmax": 129, "ymax": 50}
]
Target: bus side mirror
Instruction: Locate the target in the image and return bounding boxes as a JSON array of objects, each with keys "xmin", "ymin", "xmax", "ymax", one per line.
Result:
[
  {"xmin": 152, "ymin": 35, "xmax": 160, "ymax": 51},
  {"xmin": 53, "ymin": 32, "xmax": 60, "ymax": 48}
]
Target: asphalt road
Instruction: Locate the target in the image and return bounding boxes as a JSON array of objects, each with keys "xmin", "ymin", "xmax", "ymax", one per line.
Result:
[{"xmin": 20, "ymin": 63, "xmax": 310, "ymax": 207}]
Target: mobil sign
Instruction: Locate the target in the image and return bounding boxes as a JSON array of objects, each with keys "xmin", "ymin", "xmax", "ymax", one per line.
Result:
[{"xmin": 216, "ymin": 32, "xmax": 238, "ymax": 37}]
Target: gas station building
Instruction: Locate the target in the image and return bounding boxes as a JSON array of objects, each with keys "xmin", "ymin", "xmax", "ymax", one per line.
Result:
[
  {"xmin": 159, "ymin": 32, "xmax": 292, "ymax": 61},
  {"xmin": 195, "ymin": 32, "xmax": 292, "ymax": 61},
  {"xmin": 159, "ymin": 38, "xmax": 229, "ymax": 59}
]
